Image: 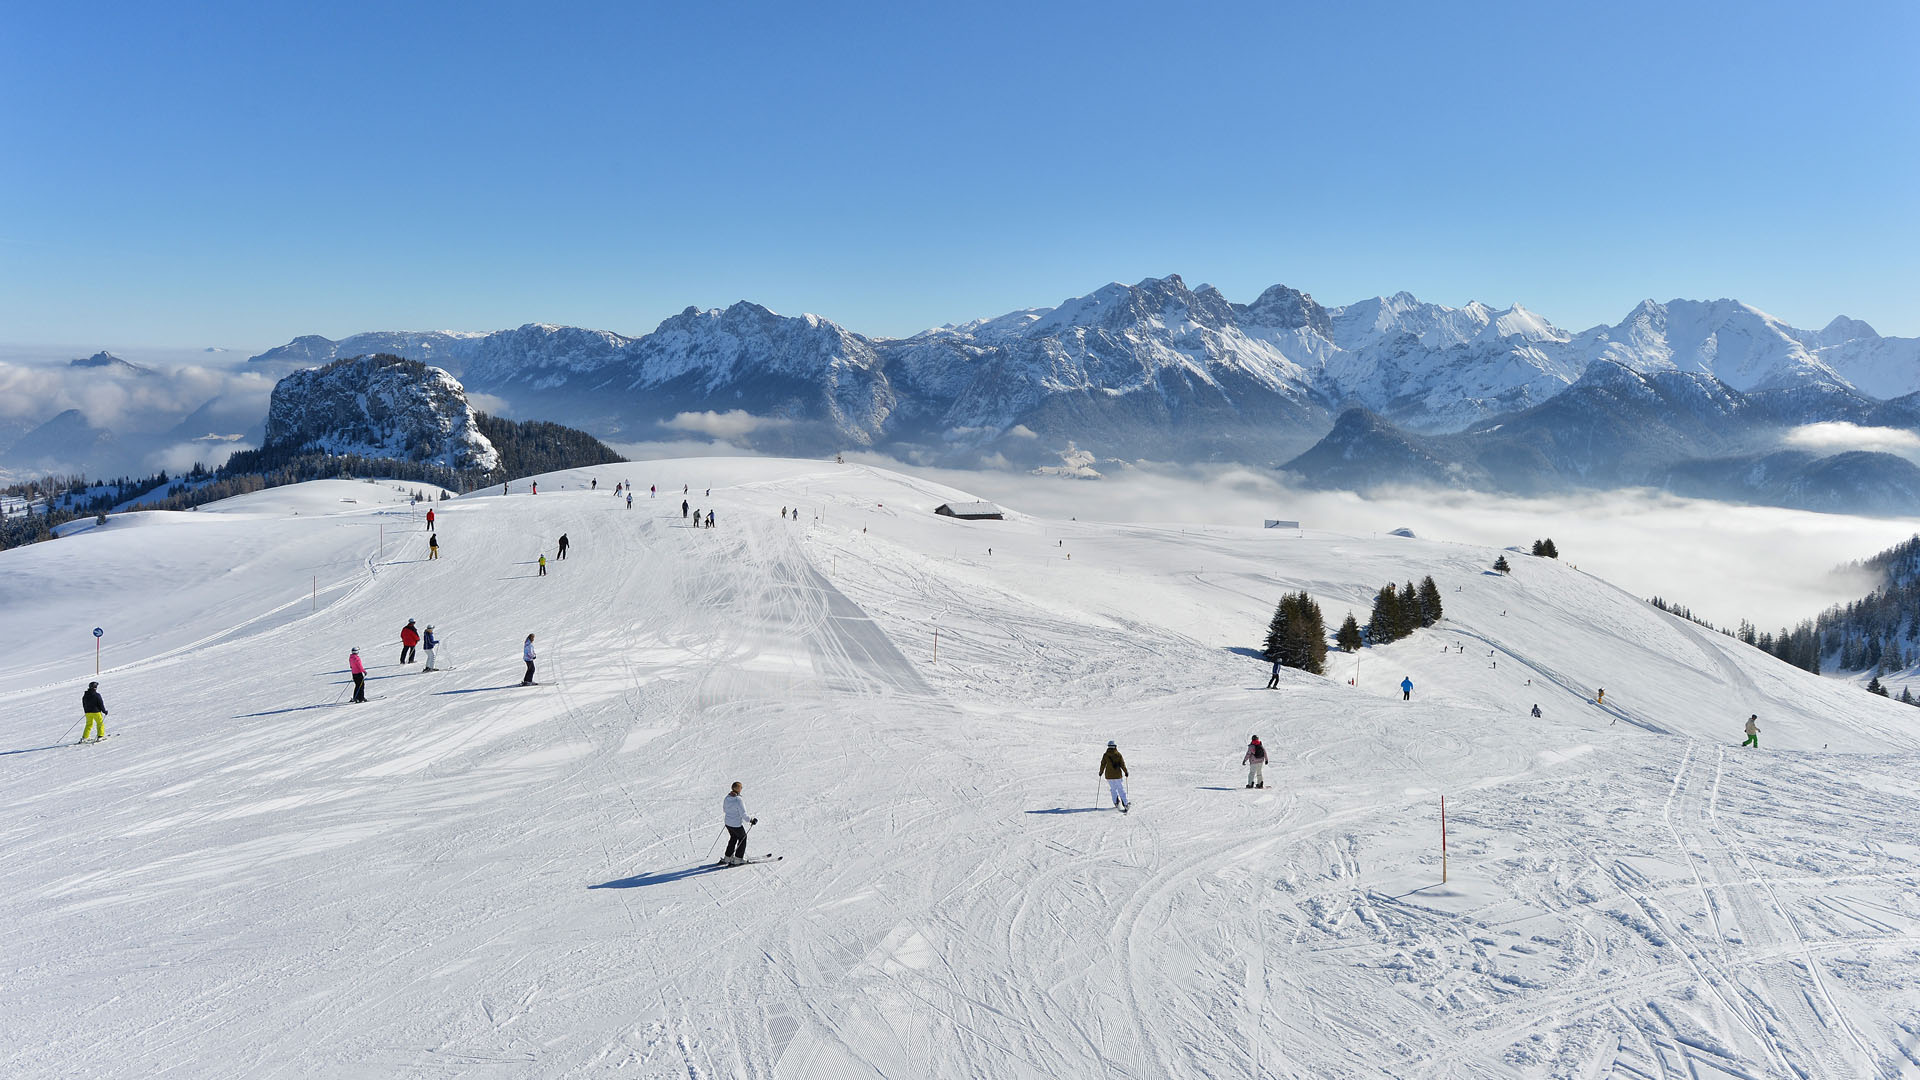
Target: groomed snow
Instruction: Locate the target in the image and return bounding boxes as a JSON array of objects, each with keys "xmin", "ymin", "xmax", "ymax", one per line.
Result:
[{"xmin": 3, "ymin": 459, "xmax": 1917, "ymax": 1078}]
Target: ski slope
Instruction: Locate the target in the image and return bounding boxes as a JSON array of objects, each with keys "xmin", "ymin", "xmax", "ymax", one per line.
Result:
[{"xmin": 3, "ymin": 460, "xmax": 1918, "ymax": 1079}]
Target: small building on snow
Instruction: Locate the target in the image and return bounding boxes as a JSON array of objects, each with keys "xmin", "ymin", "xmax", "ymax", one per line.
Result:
[{"xmin": 934, "ymin": 501, "xmax": 1004, "ymax": 520}]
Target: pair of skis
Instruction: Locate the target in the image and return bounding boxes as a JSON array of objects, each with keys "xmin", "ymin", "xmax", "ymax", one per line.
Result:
[{"xmin": 718, "ymin": 853, "xmax": 782, "ymax": 867}]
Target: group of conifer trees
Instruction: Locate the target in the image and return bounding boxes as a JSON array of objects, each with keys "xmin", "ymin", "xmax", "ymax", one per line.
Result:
[
  {"xmin": 1261, "ymin": 592, "xmax": 1328, "ymax": 675},
  {"xmin": 1367, "ymin": 577, "xmax": 1443, "ymax": 645},
  {"xmin": 1261, "ymin": 574, "xmax": 1445, "ymax": 677}
]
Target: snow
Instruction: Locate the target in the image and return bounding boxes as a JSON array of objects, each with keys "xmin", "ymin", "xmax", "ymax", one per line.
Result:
[{"xmin": 3, "ymin": 458, "xmax": 1918, "ymax": 1078}]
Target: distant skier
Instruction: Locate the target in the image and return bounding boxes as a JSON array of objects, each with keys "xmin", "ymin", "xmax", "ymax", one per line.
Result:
[
  {"xmin": 626, "ymin": 493, "xmax": 633, "ymax": 509},
  {"xmin": 538, "ymin": 555, "xmax": 547, "ymax": 576},
  {"xmin": 400, "ymin": 619, "xmax": 420, "ymax": 664},
  {"xmin": 1243, "ymin": 735, "xmax": 1268, "ymax": 789},
  {"xmin": 682, "ymin": 500, "xmax": 689, "ymax": 520},
  {"xmin": 706, "ymin": 510, "xmax": 715, "ymax": 528},
  {"xmin": 720, "ymin": 781, "xmax": 756, "ymax": 865},
  {"xmin": 591, "ymin": 478, "xmax": 597, "ymax": 490},
  {"xmin": 521, "ymin": 634, "xmax": 537, "ymax": 686},
  {"xmin": 428, "ymin": 533, "xmax": 440, "ymax": 559},
  {"xmin": 692, "ymin": 508, "xmax": 701, "ymax": 527},
  {"xmin": 1266, "ymin": 659, "xmax": 1281, "ymax": 690},
  {"xmin": 422, "ymin": 625, "xmax": 440, "ymax": 671},
  {"xmin": 1400, "ymin": 676, "xmax": 1413, "ymax": 701},
  {"xmin": 349, "ymin": 648, "xmax": 367, "ymax": 703},
  {"xmin": 1098, "ymin": 740, "xmax": 1130, "ymax": 811},
  {"xmin": 615, "ymin": 483, "xmax": 622, "ymax": 496},
  {"xmin": 557, "ymin": 534, "xmax": 569, "ymax": 560},
  {"xmin": 425, "ymin": 507, "xmax": 435, "ymax": 531},
  {"xmin": 80, "ymin": 681, "xmax": 108, "ymax": 742},
  {"xmin": 780, "ymin": 507, "xmax": 787, "ymax": 519},
  {"xmin": 1596, "ymin": 688, "xmax": 1605, "ymax": 706},
  {"xmin": 650, "ymin": 484, "xmax": 656, "ymax": 498},
  {"xmin": 1530, "ymin": 703, "xmax": 1542, "ymax": 718},
  {"xmin": 531, "ymin": 482, "xmax": 538, "ymax": 495},
  {"xmin": 1741, "ymin": 714, "xmax": 1759, "ymax": 748}
]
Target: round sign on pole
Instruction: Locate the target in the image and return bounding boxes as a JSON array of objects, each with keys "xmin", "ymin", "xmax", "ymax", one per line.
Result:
[{"xmin": 93, "ymin": 627, "xmax": 104, "ymax": 638}]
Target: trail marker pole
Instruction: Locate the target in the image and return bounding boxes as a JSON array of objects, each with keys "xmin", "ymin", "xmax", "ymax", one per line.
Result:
[
  {"xmin": 1441, "ymin": 795, "xmax": 1448, "ymax": 884},
  {"xmin": 94, "ymin": 627, "xmax": 103, "ymax": 675},
  {"xmin": 932, "ymin": 628, "xmax": 939, "ymax": 663},
  {"xmin": 380, "ymin": 523, "xmax": 384, "ymax": 558},
  {"xmin": 313, "ymin": 574, "xmax": 317, "ymax": 612}
]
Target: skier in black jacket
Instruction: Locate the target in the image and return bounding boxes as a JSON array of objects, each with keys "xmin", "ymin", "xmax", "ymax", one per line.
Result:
[{"xmin": 80, "ymin": 682, "xmax": 108, "ymax": 742}]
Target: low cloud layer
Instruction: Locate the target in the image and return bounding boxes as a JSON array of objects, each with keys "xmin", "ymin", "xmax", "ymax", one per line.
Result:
[
  {"xmin": 832, "ymin": 456, "xmax": 1914, "ymax": 631},
  {"xmin": 1782, "ymin": 421, "xmax": 1920, "ymax": 464},
  {"xmin": 0, "ymin": 355, "xmax": 273, "ymax": 435},
  {"xmin": 663, "ymin": 410, "xmax": 792, "ymax": 440}
]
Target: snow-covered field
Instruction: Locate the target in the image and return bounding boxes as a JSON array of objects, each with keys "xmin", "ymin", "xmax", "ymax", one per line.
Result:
[{"xmin": 3, "ymin": 460, "xmax": 1918, "ymax": 1078}]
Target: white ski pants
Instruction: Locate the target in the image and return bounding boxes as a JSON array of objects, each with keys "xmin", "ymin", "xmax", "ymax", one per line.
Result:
[
  {"xmin": 423, "ymin": 646, "xmax": 436, "ymax": 669},
  {"xmin": 1107, "ymin": 777, "xmax": 1128, "ymax": 805},
  {"xmin": 1246, "ymin": 761, "xmax": 1265, "ymax": 786}
]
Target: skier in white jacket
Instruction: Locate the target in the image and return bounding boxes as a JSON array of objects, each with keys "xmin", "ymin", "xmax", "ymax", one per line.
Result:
[
  {"xmin": 720, "ymin": 781, "xmax": 756, "ymax": 865},
  {"xmin": 521, "ymin": 634, "xmax": 537, "ymax": 686}
]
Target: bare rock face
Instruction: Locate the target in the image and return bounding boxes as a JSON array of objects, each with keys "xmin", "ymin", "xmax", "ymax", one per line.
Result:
[{"xmin": 263, "ymin": 354, "xmax": 499, "ymax": 471}]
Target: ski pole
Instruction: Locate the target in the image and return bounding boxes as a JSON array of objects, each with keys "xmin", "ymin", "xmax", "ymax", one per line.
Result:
[
  {"xmin": 57, "ymin": 716, "xmax": 84, "ymax": 743},
  {"xmin": 706, "ymin": 828, "xmax": 724, "ymax": 860}
]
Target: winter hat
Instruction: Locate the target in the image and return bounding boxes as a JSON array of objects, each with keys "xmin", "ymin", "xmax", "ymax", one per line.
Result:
[
  {"xmin": 88, "ymin": 681, "xmax": 98, "ymax": 689},
  {"xmin": 426, "ymin": 624, "xmax": 433, "ymax": 630},
  {"xmin": 1107, "ymin": 740, "xmax": 1116, "ymax": 747},
  {"xmin": 351, "ymin": 647, "xmax": 359, "ymax": 653}
]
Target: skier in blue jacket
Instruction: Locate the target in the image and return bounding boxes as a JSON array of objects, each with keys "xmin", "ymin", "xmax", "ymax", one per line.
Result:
[{"xmin": 1400, "ymin": 676, "xmax": 1414, "ymax": 701}]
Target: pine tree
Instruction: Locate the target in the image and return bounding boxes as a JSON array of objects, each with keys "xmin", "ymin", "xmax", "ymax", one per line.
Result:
[
  {"xmin": 1418, "ymin": 575, "xmax": 1443, "ymax": 627},
  {"xmin": 1399, "ymin": 580, "xmax": 1419, "ymax": 638},
  {"xmin": 1531, "ymin": 539, "xmax": 1545, "ymax": 556},
  {"xmin": 1368, "ymin": 585, "xmax": 1401, "ymax": 644},
  {"xmin": 1261, "ymin": 600, "xmax": 1289, "ymax": 662},
  {"xmin": 1901, "ymin": 686, "xmax": 1916, "ymax": 706},
  {"xmin": 1867, "ymin": 675, "xmax": 1890, "ymax": 697},
  {"xmin": 1541, "ymin": 538, "xmax": 1559, "ymax": 559},
  {"xmin": 1493, "ymin": 554, "xmax": 1511, "ymax": 574},
  {"xmin": 1280, "ymin": 591, "xmax": 1328, "ymax": 675},
  {"xmin": 1337, "ymin": 613, "xmax": 1362, "ymax": 652}
]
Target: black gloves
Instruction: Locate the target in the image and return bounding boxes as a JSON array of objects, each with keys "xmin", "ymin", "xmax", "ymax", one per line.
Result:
[{"xmin": 749, "ymin": 818, "xmax": 758, "ymax": 825}]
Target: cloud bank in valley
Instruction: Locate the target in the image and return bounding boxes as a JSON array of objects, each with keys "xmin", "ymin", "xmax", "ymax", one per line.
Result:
[{"xmin": 1782, "ymin": 422, "xmax": 1920, "ymax": 464}]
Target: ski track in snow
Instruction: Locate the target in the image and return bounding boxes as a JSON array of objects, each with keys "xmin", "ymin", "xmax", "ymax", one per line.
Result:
[{"xmin": 3, "ymin": 465, "xmax": 1920, "ymax": 1078}]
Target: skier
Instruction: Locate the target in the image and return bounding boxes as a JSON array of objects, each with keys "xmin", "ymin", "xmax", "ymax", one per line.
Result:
[
  {"xmin": 1400, "ymin": 676, "xmax": 1414, "ymax": 701},
  {"xmin": 1266, "ymin": 658, "xmax": 1281, "ymax": 690},
  {"xmin": 1530, "ymin": 703, "xmax": 1542, "ymax": 718},
  {"xmin": 428, "ymin": 533, "xmax": 440, "ymax": 560},
  {"xmin": 720, "ymin": 781, "xmax": 757, "ymax": 865},
  {"xmin": 557, "ymin": 534, "xmax": 570, "ymax": 560},
  {"xmin": 538, "ymin": 555, "xmax": 547, "ymax": 576},
  {"xmin": 591, "ymin": 478, "xmax": 597, "ymax": 490},
  {"xmin": 626, "ymin": 493, "xmax": 632, "ymax": 509},
  {"xmin": 1596, "ymin": 688, "xmax": 1605, "ymax": 705},
  {"xmin": 1243, "ymin": 735, "xmax": 1268, "ymax": 788},
  {"xmin": 706, "ymin": 510, "xmax": 715, "ymax": 528},
  {"xmin": 1098, "ymin": 740, "xmax": 1130, "ymax": 811},
  {"xmin": 692, "ymin": 508, "xmax": 701, "ymax": 528},
  {"xmin": 531, "ymin": 482, "xmax": 538, "ymax": 495},
  {"xmin": 422, "ymin": 625, "xmax": 440, "ymax": 671},
  {"xmin": 400, "ymin": 619, "xmax": 420, "ymax": 664},
  {"xmin": 650, "ymin": 484, "xmax": 656, "ymax": 498},
  {"xmin": 349, "ymin": 648, "xmax": 367, "ymax": 703},
  {"xmin": 426, "ymin": 507, "xmax": 435, "ymax": 531},
  {"xmin": 780, "ymin": 507, "xmax": 786, "ymax": 519},
  {"xmin": 1741, "ymin": 714, "xmax": 1759, "ymax": 748},
  {"xmin": 521, "ymin": 634, "xmax": 537, "ymax": 686},
  {"xmin": 80, "ymin": 681, "xmax": 108, "ymax": 742},
  {"xmin": 682, "ymin": 499, "xmax": 689, "ymax": 520},
  {"xmin": 615, "ymin": 483, "xmax": 621, "ymax": 496}
]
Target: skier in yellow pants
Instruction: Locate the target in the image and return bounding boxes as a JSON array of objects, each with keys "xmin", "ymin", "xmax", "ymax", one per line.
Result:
[{"xmin": 81, "ymin": 681, "xmax": 108, "ymax": 742}]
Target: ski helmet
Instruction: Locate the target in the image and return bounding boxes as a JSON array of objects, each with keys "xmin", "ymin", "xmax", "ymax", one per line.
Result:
[{"xmin": 1107, "ymin": 740, "xmax": 1116, "ymax": 747}]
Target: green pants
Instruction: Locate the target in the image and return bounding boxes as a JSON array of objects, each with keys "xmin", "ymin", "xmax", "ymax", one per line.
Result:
[
  {"xmin": 1740, "ymin": 733, "xmax": 1757, "ymax": 747},
  {"xmin": 82, "ymin": 712, "xmax": 105, "ymax": 740}
]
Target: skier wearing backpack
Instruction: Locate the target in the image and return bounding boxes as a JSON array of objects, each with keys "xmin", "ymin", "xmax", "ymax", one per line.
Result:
[
  {"xmin": 399, "ymin": 619, "xmax": 420, "ymax": 664},
  {"xmin": 1243, "ymin": 735, "xmax": 1268, "ymax": 788},
  {"xmin": 348, "ymin": 648, "xmax": 367, "ymax": 702},
  {"xmin": 521, "ymin": 634, "xmax": 537, "ymax": 686},
  {"xmin": 80, "ymin": 682, "xmax": 108, "ymax": 742},
  {"xmin": 1098, "ymin": 741, "xmax": 1130, "ymax": 811},
  {"xmin": 421, "ymin": 626, "xmax": 440, "ymax": 671},
  {"xmin": 1741, "ymin": 714, "xmax": 1759, "ymax": 748},
  {"xmin": 720, "ymin": 781, "xmax": 757, "ymax": 865}
]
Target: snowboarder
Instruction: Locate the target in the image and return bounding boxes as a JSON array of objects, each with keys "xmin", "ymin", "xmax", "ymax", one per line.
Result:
[
  {"xmin": 1400, "ymin": 676, "xmax": 1413, "ymax": 701},
  {"xmin": 425, "ymin": 507, "xmax": 435, "ymax": 531},
  {"xmin": 1741, "ymin": 714, "xmax": 1759, "ymax": 748},
  {"xmin": 682, "ymin": 500, "xmax": 689, "ymax": 519},
  {"xmin": 1098, "ymin": 740, "xmax": 1130, "ymax": 811},
  {"xmin": 706, "ymin": 510, "xmax": 715, "ymax": 528},
  {"xmin": 1530, "ymin": 703, "xmax": 1542, "ymax": 718},
  {"xmin": 400, "ymin": 619, "xmax": 420, "ymax": 664},
  {"xmin": 557, "ymin": 534, "xmax": 569, "ymax": 560},
  {"xmin": 428, "ymin": 533, "xmax": 440, "ymax": 559},
  {"xmin": 1266, "ymin": 659, "xmax": 1281, "ymax": 690},
  {"xmin": 521, "ymin": 634, "xmax": 537, "ymax": 686},
  {"xmin": 626, "ymin": 493, "xmax": 632, "ymax": 509},
  {"xmin": 538, "ymin": 555, "xmax": 547, "ymax": 576},
  {"xmin": 1243, "ymin": 735, "xmax": 1268, "ymax": 788},
  {"xmin": 422, "ymin": 625, "xmax": 440, "ymax": 671},
  {"xmin": 349, "ymin": 648, "xmax": 367, "ymax": 703},
  {"xmin": 80, "ymin": 681, "xmax": 108, "ymax": 742},
  {"xmin": 721, "ymin": 781, "xmax": 756, "ymax": 865}
]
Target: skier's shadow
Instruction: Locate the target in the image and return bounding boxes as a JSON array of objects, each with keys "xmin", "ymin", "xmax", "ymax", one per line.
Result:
[
  {"xmin": 591, "ymin": 864, "xmax": 727, "ymax": 889},
  {"xmin": 1025, "ymin": 807, "xmax": 1107, "ymax": 815},
  {"xmin": 0, "ymin": 743, "xmax": 70, "ymax": 758},
  {"xmin": 434, "ymin": 685, "xmax": 528, "ymax": 695}
]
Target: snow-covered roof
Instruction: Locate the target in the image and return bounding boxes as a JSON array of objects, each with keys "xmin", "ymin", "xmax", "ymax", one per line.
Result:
[{"xmin": 934, "ymin": 500, "xmax": 1002, "ymax": 519}]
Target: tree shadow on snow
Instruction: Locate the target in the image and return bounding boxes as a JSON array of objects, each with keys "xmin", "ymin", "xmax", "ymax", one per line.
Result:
[
  {"xmin": 1025, "ymin": 807, "xmax": 1108, "ymax": 815},
  {"xmin": 591, "ymin": 864, "xmax": 727, "ymax": 889},
  {"xmin": 1222, "ymin": 646, "xmax": 1266, "ymax": 661}
]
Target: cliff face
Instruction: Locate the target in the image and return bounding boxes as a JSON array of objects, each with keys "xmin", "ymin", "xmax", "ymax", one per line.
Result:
[{"xmin": 263, "ymin": 354, "xmax": 500, "ymax": 472}]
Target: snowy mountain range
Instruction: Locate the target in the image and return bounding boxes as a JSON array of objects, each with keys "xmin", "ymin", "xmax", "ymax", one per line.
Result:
[{"xmin": 237, "ymin": 276, "xmax": 1920, "ymax": 512}]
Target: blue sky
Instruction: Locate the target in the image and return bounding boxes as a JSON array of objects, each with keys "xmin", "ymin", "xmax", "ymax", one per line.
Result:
[{"xmin": 3, "ymin": 0, "xmax": 1915, "ymax": 347}]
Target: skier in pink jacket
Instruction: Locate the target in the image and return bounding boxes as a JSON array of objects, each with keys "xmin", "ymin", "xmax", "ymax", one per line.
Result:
[
  {"xmin": 1242, "ymin": 735, "xmax": 1268, "ymax": 789},
  {"xmin": 348, "ymin": 647, "xmax": 367, "ymax": 703}
]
